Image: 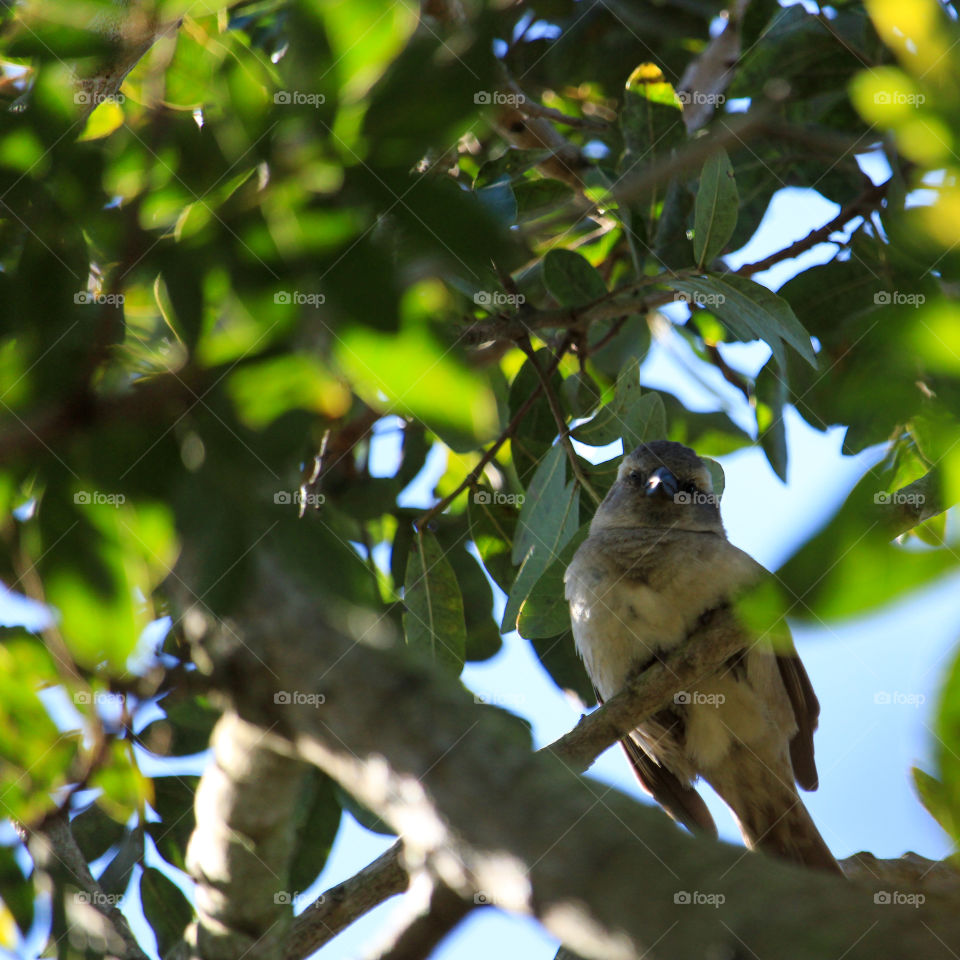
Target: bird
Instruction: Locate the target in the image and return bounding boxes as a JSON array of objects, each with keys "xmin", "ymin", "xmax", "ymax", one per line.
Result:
[{"xmin": 564, "ymin": 439, "xmax": 840, "ymax": 874}]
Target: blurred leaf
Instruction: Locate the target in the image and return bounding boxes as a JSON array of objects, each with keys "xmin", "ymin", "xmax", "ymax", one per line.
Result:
[
  {"xmin": 517, "ymin": 524, "xmax": 590, "ymax": 639},
  {"xmin": 148, "ymin": 777, "xmax": 198, "ymax": 872},
  {"xmin": 529, "ymin": 631, "xmax": 596, "ymax": 707},
  {"xmin": 573, "ymin": 358, "xmax": 667, "ymax": 449},
  {"xmin": 469, "ymin": 488, "xmax": 519, "ymax": 595},
  {"xmin": 71, "ymin": 802, "xmax": 126, "ymax": 862},
  {"xmin": 912, "ymin": 766, "xmax": 958, "ymax": 841},
  {"xmin": 693, "ymin": 149, "xmax": 738, "ymax": 267},
  {"xmin": 289, "ymin": 770, "xmax": 342, "ymax": 892},
  {"xmin": 403, "ymin": 531, "xmax": 467, "ymax": 674},
  {"xmin": 334, "ymin": 785, "xmax": 395, "ymax": 836},
  {"xmin": 670, "ymin": 274, "xmax": 817, "ymax": 369},
  {"xmin": 140, "ymin": 867, "xmax": 193, "ymax": 958},
  {"xmin": 98, "ymin": 827, "xmax": 143, "ymax": 898},
  {"xmin": 0, "ymin": 845, "xmax": 32, "ymax": 938},
  {"xmin": 543, "ymin": 249, "xmax": 607, "ymax": 307},
  {"xmin": 756, "ymin": 359, "xmax": 788, "ymax": 481},
  {"xmin": 137, "ymin": 696, "xmax": 219, "ymax": 758}
]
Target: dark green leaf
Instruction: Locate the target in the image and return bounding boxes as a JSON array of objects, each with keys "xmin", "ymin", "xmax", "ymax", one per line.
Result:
[
  {"xmin": 517, "ymin": 524, "xmax": 590, "ymax": 639},
  {"xmin": 403, "ymin": 531, "xmax": 467, "ymax": 674},
  {"xmin": 543, "ymin": 249, "xmax": 607, "ymax": 308},
  {"xmin": 693, "ymin": 149, "xmax": 738, "ymax": 267},
  {"xmin": 289, "ymin": 770, "xmax": 342, "ymax": 892},
  {"xmin": 140, "ymin": 867, "xmax": 193, "ymax": 958},
  {"xmin": 71, "ymin": 802, "xmax": 126, "ymax": 863}
]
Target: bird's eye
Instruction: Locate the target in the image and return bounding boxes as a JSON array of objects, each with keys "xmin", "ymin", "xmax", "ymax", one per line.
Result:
[
  {"xmin": 681, "ymin": 481, "xmax": 698, "ymax": 495},
  {"xmin": 628, "ymin": 470, "xmax": 646, "ymax": 486}
]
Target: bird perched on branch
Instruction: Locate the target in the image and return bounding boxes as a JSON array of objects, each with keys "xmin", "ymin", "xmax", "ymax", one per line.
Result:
[{"xmin": 564, "ymin": 440, "xmax": 840, "ymax": 873}]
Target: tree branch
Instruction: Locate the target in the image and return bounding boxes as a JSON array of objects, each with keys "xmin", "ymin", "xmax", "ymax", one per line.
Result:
[
  {"xmin": 285, "ymin": 842, "xmax": 408, "ymax": 960},
  {"xmin": 194, "ymin": 570, "xmax": 960, "ymax": 960}
]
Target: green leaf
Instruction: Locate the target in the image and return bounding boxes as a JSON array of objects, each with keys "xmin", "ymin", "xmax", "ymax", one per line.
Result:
[
  {"xmin": 140, "ymin": 867, "xmax": 193, "ymax": 958},
  {"xmin": 334, "ymin": 785, "xmax": 395, "ymax": 836},
  {"xmin": 693, "ymin": 149, "xmax": 739, "ymax": 267},
  {"xmin": 572, "ymin": 358, "xmax": 667, "ymax": 450},
  {"xmin": 98, "ymin": 827, "xmax": 143, "ymax": 898},
  {"xmin": 289, "ymin": 770, "xmax": 342, "ymax": 892},
  {"xmin": 543, "ymin": 249, "xmax": 607, "ymax": 308},
  {"xmin": 529, "ymin": 630, "xmax": 596, "ymax": 707},
  {"xmin": 756, "ymin": 359, "xmax": 788, "ymax": 481},
  {"xmin": 517, "ymin": 524, "xmax": 590, "ymax": 639},
  {"xmin": 509, "ymin": 350, "xmax": 564, "ymax": 486},
  {"xmin": 513, "ymin": 178, "xmax": 574, "ymax": 218},
  {"xmin": 403, "ymin": 531, "xmax": 467, "ymax": 674},
  {"xmin": 475, "ymin": 149, "xmax": 552, "ymax": 188},
  {"xmin": 71, "ymin": 802, "xmax": 126, "ymax": 863},
  {"xmin": 513, "ymin": 445, "xmax": 570, "ymax": 563},
  {"xmin": 0, "ymin": 845, "xmax": 33, "ymax": 938},
  {"xmin": 912, "ymin": 767, "xmax": 958, "ymax": 841},
  {"xmin": 149, "ymin": 777, "xmax": 198, "ymax": 872},
  {"xmin": 469, "ymin": 489, "xmax": 519, "ymax": 595},
  {"xmin": 670, "ymin": 274, "xmax": 817, "ymax": 369},
  {"xmin": 502, "ymin": 449, "xmax": 580, "ymax": 632},
  {"xmin": 137, "ymin": 696, "xmax": 220, "ymax": 758}
]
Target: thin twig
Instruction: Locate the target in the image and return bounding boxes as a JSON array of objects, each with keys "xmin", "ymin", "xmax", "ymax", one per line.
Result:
[
  {"xmin": 414, "ymin": 346, "xmax": 569, "ymax": 531},
  {"xmin": 734, "ymin": 179, "xmax": 888, "ymax": 277},
  {"xmin": 518, "ymin": 337, "xmax": 600, "ymax": 505}
]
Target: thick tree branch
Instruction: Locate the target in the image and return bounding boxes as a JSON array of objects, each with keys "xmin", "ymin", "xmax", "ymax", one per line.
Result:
[
  {"xmin": 20, "ymin": 815, "xmax": 149, "ymax": 960},
  {"xmin": 185, "ymin": 711, "xmax": 305, "ymax": 960},
  {"xmin": 193, "ymin": 571, "xmax": 960, "ymax": 960}
]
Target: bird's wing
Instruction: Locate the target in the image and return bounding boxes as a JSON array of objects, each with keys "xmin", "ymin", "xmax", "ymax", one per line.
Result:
[
  {"xmin": 594, "ymin": 686, "xmax": 718, "ymax": 837},
  {"xmin": 775, "ymin": 650, "xmax": 821, "ymax": 791},
  {"xmin": 718, "ymin": 541, "xmax": 823, "ymax": 792}
]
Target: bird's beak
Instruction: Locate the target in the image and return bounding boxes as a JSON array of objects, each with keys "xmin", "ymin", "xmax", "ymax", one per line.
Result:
[{"xmin": 645, "ymin": 466, "xmax": 678, "ymax": 499}]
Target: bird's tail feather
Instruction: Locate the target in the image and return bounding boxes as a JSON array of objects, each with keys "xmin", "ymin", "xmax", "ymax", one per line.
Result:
[{"xmin": 705, "ymin": 745, "xmax": 841, "ymax": 875}]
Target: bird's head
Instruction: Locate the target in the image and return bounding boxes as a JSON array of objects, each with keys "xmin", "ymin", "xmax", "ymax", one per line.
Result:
[{"xmin": 590, "ymin": 440, "xmax": 724, "ymax": 535}]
